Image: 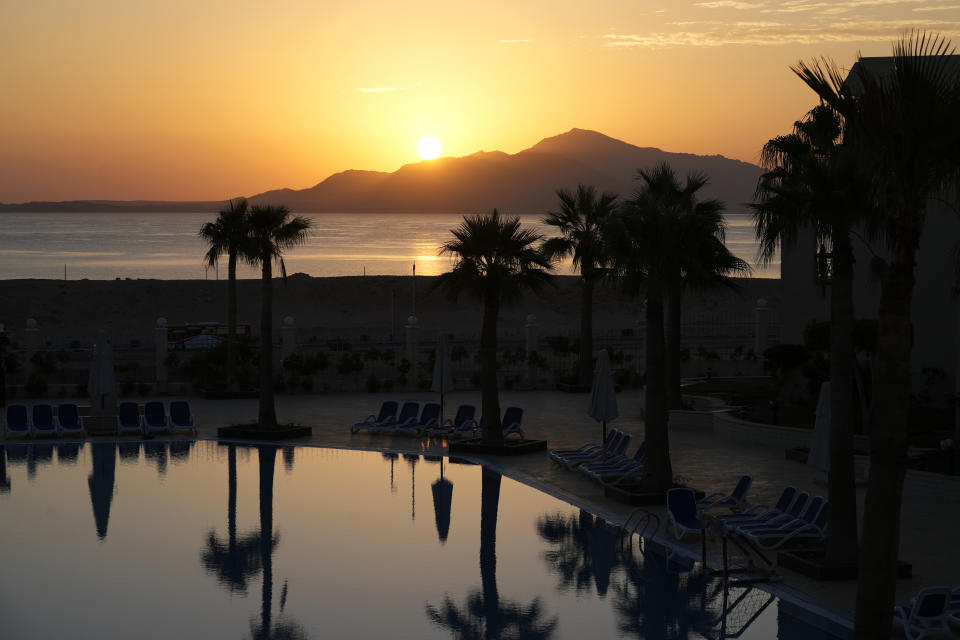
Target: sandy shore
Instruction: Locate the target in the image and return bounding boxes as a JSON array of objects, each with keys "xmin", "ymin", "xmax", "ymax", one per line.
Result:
[{"xmin": 0, "ymin": 275, "xmax": 782, "ymax": 347}]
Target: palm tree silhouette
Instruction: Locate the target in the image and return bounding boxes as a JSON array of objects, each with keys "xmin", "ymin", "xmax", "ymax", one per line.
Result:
[
  {"xmin": 753, "ymin": 104, "xmax": 865, "ymax": 566},
  {"xmin": 610, "ymin": 163, "xmax": 747, "ymax": 491},
  {"xmin": 794, "ymin": 32, "xmax": 960, "ymax": 639},
  {"xmin": 542, "ymin": 185, "xmax": 619, "ymax": 388},
  {"xmin": 425, "ymin": 468, "xmax": 557, "ymax": 639},
  {"xmin": 199, "ymin": 198, "xmax": 251, "ymax": 391},
  {"xmin": 436, "ymin": 210, "xmax": 553, "ymax": 445},
  {"xmin": 536, "ymin": 509, "xmax": 620, "ymax": 597},
  {"xmin": 246, "ymin": 205, "xmax": 311, "ymax": 429}
]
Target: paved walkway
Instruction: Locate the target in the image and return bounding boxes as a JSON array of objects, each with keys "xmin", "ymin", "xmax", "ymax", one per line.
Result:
[{"xmin": 5, "ymin": 389, "xmax": 958, "ymax": 624}]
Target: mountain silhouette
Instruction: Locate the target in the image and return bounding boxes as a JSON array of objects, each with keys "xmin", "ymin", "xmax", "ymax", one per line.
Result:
[
  {"xmin": 1, "ymin": 129, "xmax": 762, "ymax": 213},
  {"xmin": 247, "ymin": 129, "xmax": 762, "ymax": 213}
]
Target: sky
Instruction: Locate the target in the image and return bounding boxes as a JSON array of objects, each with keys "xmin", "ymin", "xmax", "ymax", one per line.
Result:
[{"xmin": 1, "ymin": 0, "xmax": 958, "ymax": 203}]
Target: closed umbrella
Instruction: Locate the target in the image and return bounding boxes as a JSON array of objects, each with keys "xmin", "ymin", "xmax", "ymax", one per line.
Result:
[
  {"xmin": 588, "ymin": 349, "xmax": 618, "ymax": 442},
  {"xmin": 431, "ymin": 333, "xmax": 454, "ymax": 424},
  {"xmin": 431, "ymin": 458, "xmax": 453, "ymax": 543},
  {"xmin": 88, "ymin": 330, "xmax": 117, "ymax": 418},
  {"xmin": 808, "ymin": 382, "xmax": 831, "ymax": 471}
]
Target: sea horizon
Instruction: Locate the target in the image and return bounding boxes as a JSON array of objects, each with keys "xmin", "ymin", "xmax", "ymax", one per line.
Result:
[{"xmin": 0, "ymin": 210, "xmax": 778, "ymax": 281}]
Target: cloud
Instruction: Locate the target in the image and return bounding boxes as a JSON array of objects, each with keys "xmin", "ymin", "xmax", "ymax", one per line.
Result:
[
  {"xmin": 696, "ymin": 1, "xmax": 766, "ymax": 8},
  {"xmin": 913, "ymin": 2, "xmax": 960, "ymax": 9},
  {"xmin": 765, "ymin": 0, "xmax": 926, "ymax": 13},
  {"xmin": 499, "ymin": 39, "xmax": 535, "ymax": 44},
  {"xmin": 602, "ymin": 17, "xmax": 960, "ymax": 47}
]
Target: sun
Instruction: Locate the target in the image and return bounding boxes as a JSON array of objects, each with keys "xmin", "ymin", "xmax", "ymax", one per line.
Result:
[{"xmin": 417, "ymin": 137, "xmax": 441, "ymax": 160}]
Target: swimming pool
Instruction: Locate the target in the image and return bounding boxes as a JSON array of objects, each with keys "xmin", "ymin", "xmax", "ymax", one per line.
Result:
[{"xmin": 0, "ymin": 441, "xmax": 850, "ymax": 639}]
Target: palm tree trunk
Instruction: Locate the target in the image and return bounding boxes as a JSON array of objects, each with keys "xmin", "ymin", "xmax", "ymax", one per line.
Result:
[
  {"xmin": 259, "ymin": 255, "xmax": 277, "ymax": 428},
  {"xmin": 480, "ymin": 467, "xmax": 501, "ymax": 639},
  {"xmin": 853, "ymin": 220, "xmax": 920, "ymax": 640},
  {"xmin": 578, "ymin": 279, "xmax": 594, "ymax": 388},
  {"xmin": 228, "ymin": 444, "xmax": 237, "ymax": 555},
  {"xmin": 480, "ymin": 285, "xmax": 502, "ymax": 446},
  {"xmin": 665, "ymin": 284, "xmax": 683, "ymax": 410},
  {"xmin": 825, "ymin": 232, "xmax": 858, "ymax": 565},
  {"xmin": 644, "ymin": 289, "xmax": 673, "ymax": 493},
  {"xmin": 226, "ymin": 252, "xmax": 238, "ymax": 392},
  {"xmin": 258, "ymin": 446, "xmax": 276, "ymax": 640}
]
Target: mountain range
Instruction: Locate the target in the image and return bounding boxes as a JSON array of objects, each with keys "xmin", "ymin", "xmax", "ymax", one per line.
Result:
[{"xmin": 1, "ymin": 129, "xmax": 763, "ymax": 213}]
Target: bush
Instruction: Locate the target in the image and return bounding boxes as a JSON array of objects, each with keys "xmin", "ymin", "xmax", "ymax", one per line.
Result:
[
  {"xmin": 763, "ymin": 344, "xmax": 809, "ymax": 376},
  {"xmin": 137, "ymin": 382, "xmax": 151, "ymax": 396},
  {"xmin": 75, "ymin": 382, "xmax": 88, "ymax": 397},
  {"xmin": 25, "ymin": 373, "xmax": 47, "ymax": 396},
  {"xmin": 366, "ymin": 373, "xmax": 382, "ymax": 393},
  {"xmin": 120, "ymin": 380, "xmax": 135, "ymax": 396}
]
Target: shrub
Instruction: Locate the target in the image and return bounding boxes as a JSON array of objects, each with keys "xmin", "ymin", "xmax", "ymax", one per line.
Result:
[
  {"xmin": 120, "ymin": 379, "xmax": 135, "ymax": 396},
  {"xmin": 137, "ymin": 382, "xmax": 151, "ymax": 396},
  {"xmin": 75, "ymin": 382, "xmax": 88, "ymax": 397},
  {"xmin": 366, "ymin": 373, "xmax": 382, "ymax": 393},
  {"xmin": 25, "ymin": 373, "xmax": 47, "ymax": 396}
]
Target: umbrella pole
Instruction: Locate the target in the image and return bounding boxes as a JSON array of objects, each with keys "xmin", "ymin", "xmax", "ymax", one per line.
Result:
[{"xmin": 603, "ymin": 420, "xmax": 607, "ymax": 443}]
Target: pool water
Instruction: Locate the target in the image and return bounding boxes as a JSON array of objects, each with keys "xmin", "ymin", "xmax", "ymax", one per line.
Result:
[{"xmin": 0, "ymin": 441, "xmax": 849, "ymax": 639}]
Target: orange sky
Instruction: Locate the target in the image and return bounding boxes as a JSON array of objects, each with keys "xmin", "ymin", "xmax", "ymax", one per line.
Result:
[{"xmin": 1, "ymin": 0, "xmax": 958, "ymax": 202}]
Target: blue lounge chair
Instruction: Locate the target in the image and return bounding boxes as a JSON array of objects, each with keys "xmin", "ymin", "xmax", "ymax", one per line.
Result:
[
  {"xmin": 732, "ymin": 491, "xmax": 809, "ymax": 534},
  {"xmin": 501, "ymin": 407, "xmax": 524, "ymax": 439},
  {"xmin": 143, "ymin": 401, "xmax": 170, "ymax": 434},
  {"xmin": 426, "ymin": 404, "xmax": 477, "ymax": 438},
  {"xmin": 117, "ymin": 402, "xmax": 143, "ymax": 435},
  {"xmin": 351, "ymin": 401, "xmax": 398, "ymax": 434},
  {"xmin": 395, "ymin": 402, "xmax": 440, "ymax": 436},
  {"xmin": 699, "ymin": 475, "xmax": 752, "ymax": 511},
  {"xmin": 894, "ymin": 587, "xmax": 953, "ymax": 640},
  {"xmin": 581, "ymin": 443, "xmax": 646, "ymax": 482},
  {"xmin": 667, "ymin": 488, "xmax": 702, "ymax": 540},
  {"xmin": 549, "ymin": 429, "xmax": 620, "ymax": 463},
  {"xmin": 169, "ymin": 401, "xmax": 197, "ymax": 435},
  {"xmin": 373, "ymin": 401, "xmax": 419, "ymax": 435},
  {"xmin": 5, "ymin": 404, "xmax": 31, "ymax": 439},
  {"xmin": 56, "ymin": 403, "xmax": 84, "ymax": 437},
  {"xmin": 717, "ymin": 486, "xmax": 796, "ymax": 528},
  {"xmin": 31, "ymin": 404, "xmax": 57, "ymax": 437},
  {"xmin": 562, "ymin": 432, "xmax": 631, "ymax": 469},
  {"xmin": 741, "ymin": 497, "xmax": 828, "ymax": 550}
]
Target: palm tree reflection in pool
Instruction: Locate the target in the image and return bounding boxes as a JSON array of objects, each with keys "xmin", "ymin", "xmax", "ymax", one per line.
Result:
[
  {"xmin": 425, "ymin": 467, "xmax": 558, "ymax": 639},
  {"xmin": 200, "ymin": 445, "xmax": 306, "ymax": 639}
]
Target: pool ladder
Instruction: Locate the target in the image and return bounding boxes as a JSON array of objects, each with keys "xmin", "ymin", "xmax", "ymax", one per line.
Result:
[{"xmin": 620, "ymin": 507, "xmax": 660, "ymax": 541}]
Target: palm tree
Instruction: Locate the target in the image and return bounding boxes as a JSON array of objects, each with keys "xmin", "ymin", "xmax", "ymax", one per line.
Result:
[
  {"xmin": 753, "ymin": 104, "xmax": 865, "ymax": 567},
  {"xmin": 542, "ymin": 185, "xmax": 619, "ymax": 388},
  {"xmin": 663, "ymin": 177, "xmax": 749, "ymax": 410},
  {"xmin": 436, "ymin": 210, "xmax": 554, "ymax": 446},
  {"xmin": 246, "ymin": 205, "xmax": 311, "ymax": 429},
  {"xmin": 794, "ymin": 32, "xmax": 960, "ymax": 639},
  {"xmin": 610, "ymin": 163, "xmax": 746, "ymax": 492},
  {"xmin": 199, "ymin": 198, "xmax": 251, "ymax": 392}
]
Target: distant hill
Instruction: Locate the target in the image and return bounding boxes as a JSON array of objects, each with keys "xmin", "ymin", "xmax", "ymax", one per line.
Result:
[{"xmin": 1, "ymin": 129, "xmax": 763, "ymax": 213}]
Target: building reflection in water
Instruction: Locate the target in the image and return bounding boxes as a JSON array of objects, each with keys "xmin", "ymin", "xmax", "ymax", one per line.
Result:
[{"xmin": 426, "ymin": 467, "xmax": 558, "ymax": 639}]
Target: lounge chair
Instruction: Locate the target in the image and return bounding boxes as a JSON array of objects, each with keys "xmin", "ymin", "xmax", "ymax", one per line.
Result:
[
  {"xmin": 740, "ymin": 497, "xmax": 828, "ymax": 550},
  {"xmin": 5, "ymin": 404, "xmax": 31, "ymax": 439},
  {"xmin": 143, "ymin": 401, "xmax": 170, "ymax": 434},
  {"xmin": 581, "ymin": 443, "xmax": 646, "ymax": 482},
  {"xmin": 731, "ymin": 491, "xmax": 809, "ymax": 534},
  {"xmin": 351, "ymin": 401, "xmax": 398, "ymax": 434},
  {"xmin": 373, "ymin": 401, "xmax": 419, "ymax": 435},
  {"xmin": 500, "ymin": 407, "xmax": 524, "ymax": 439},
  {"xmin": 894, "ymin": 587, "xmax": 953, "ymax": 640},
  {"xmin": 716, "ymin": 486, "xmax": 796, "ymax": 528},
  {"xmin": 699, "ymin": 475, "xmax": 752, "ymax": 511},
  {"xmin": 426, "ymin": 404, "xmax": 477, "ymax": 438},
  {"xmin": 169, "ymin": 401, "xmax": 197, "ymax": 435},
  {"xmin": 562, "ymin": 432, "xmax": 631, "ymax": 469},
  {"xmin": 117, "ymin": 402, "xmax": 143, "ymax": 435},
  {"xmin": 395, "ymin": 402, "xmax": 440, "ymax": 437},
  {"xmin": 550, "ymin": 429, "xmax": 620, "ymax": 462},
  {"xmin": 56, "ymin": 403, "xmax": 85, "ymax": 437},
  {"xmin": 667, "ymin": 488, "xmax": 703, "ymax": 540},
  {"xmin": 31, "ymin": 404, "xmax": 58, "ymax": 438}
]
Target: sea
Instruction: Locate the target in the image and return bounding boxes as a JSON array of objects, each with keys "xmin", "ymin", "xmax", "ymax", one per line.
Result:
[{"xmin": 0, "ymin": 212, "xmax": 777, "ymax": 280}]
